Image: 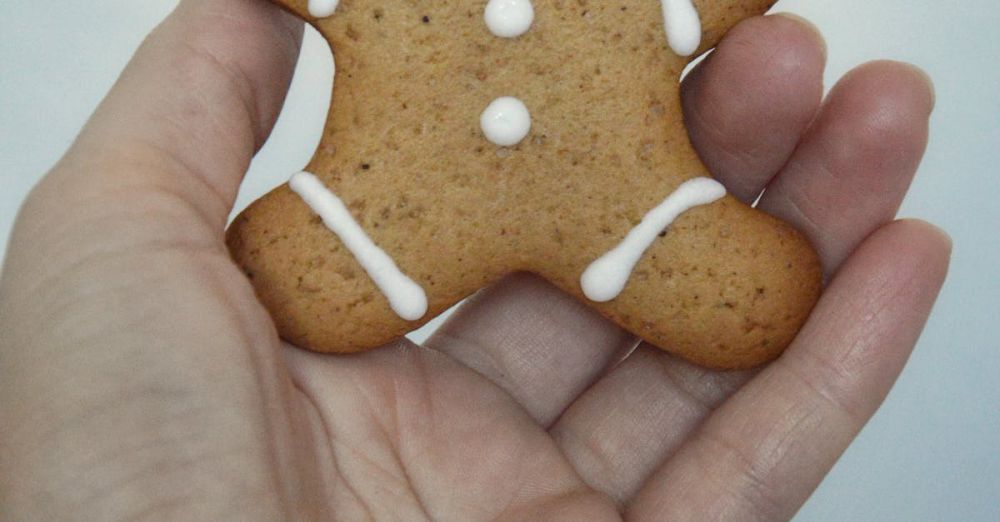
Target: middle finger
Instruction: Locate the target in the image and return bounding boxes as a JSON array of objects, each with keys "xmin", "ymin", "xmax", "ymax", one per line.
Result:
[{"xmin": 548, "ymin": 14, "xmax": 840, "ymax": 505}]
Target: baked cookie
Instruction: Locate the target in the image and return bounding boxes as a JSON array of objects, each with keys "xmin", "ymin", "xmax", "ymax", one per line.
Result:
[{"xmin": 227, "ymin": 0, "xmax": 823, "ymax": 369}]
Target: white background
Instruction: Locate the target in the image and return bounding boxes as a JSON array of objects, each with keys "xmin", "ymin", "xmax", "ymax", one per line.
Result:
[{"xmin": 2, "ymin": 1, "xmax": 998, "ymax": 520}]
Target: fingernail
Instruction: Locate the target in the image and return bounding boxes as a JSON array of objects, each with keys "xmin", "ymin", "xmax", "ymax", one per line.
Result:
[{"xmin": 902, "ymin": 62, "xmax": 937, "ymax": 113}]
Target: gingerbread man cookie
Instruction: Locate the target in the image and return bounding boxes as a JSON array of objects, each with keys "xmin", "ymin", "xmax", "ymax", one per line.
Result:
[{"xmin": 227, "ymin": 0, "xmax": 823, "ymax": 369}]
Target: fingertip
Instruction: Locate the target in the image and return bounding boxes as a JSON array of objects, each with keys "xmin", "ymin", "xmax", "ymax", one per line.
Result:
[
  {"xmin": 866, "ymin": 219, "xmax": 951, "ymax": 259},
  {"xmin": 681, "ymin": 13, "xmax": 827, "ymax": 202},
  {"xmin": 834, "ymin": 60, "xmax": 936, "ymax": 129},
  {"xmin": 770, "ymin": 12, "xmax": 827, "ymax": 64},
  {"xmin": 828, "ymin": 220, "xmax": 953, "ymax": 310},
  {"xmin": 874, "ymin": 219, "xmax": 953, "ymax": 279},
  {"xmin": 890, "ymin": 218, "xmax": 952, "ymax": 250},
  {"xmin": 928, "ymin": 222, "xmax": 953, "ymax": 260},
  {"xmin": 877, "ymin": 61, "xmax": 937, "ymax": 114},
  {"xmin": 914, "ymin": 66, "xmax": 937, "ymax": 113},
  {"xmin": 722, "ymin": 13, "xmax": 828, "ymax": 82}
]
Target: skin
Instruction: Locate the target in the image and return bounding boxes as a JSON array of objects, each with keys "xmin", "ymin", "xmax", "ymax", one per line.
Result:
[{"xmin": 0, "ymin": 1, "xmax": 949, "ymax": 520}]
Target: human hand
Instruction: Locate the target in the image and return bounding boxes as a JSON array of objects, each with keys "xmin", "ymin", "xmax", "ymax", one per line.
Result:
[{"xmin": 0, "ymin": 1, "xmax": 949, "ymax": 520}]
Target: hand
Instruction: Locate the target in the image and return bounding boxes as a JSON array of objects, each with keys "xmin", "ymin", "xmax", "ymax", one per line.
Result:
[{"xmin": 0, "ymin": 1, "xmax": 949, "ymax": 520}]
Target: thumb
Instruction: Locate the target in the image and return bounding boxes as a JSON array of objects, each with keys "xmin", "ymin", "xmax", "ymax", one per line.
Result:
[
  {"xmin": 3, "ymin": 0, "xmax": 303, "ymax": 304},
  {"xmin": 25, "ymin": 0, "xmax": 303, "ymax": 243},
  {"xmin": 0, "ymin": 4, "xmax": 314, "ymax": 516}
]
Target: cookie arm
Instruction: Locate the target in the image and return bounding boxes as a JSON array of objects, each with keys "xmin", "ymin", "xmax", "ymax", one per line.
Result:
[
  {"xmin": 227, "ymin": 185, "xmax": 439, "ymax": 354},
  {"xmin": 693, "ymin": 0, "xmax": 778, "ymax": 58}
]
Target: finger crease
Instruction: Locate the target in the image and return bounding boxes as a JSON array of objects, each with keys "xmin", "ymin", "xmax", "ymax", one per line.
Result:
[
  {"xmin": 777, "ymin": 355, "xmax": 864, "ymax": 429},
  {"xmin": 178, "ymin": 40, "xmax": 265, "ymax": 149},
  {"xmin": 130, "ymin": 137, "xmax": 235, "ymax": 227},
  {"xmin": 698, "ymin": 430, "xmax": 786, "ymax": 520},
  {"xmin": 292, "ymin": 382, "xmax": 373, "ymax": 519}
]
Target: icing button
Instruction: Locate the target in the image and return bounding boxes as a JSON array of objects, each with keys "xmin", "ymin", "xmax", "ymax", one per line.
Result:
[
  {"xmin": 308, "ymin": 0, "xmax": 340, "ymax": 18},
  {"xmin": 485, "ymin": 0, "xmax": 535, "ymax": 38},
  {"xmin": 480, "ymin": 96, "xmax": 532, "ymax": 147}
]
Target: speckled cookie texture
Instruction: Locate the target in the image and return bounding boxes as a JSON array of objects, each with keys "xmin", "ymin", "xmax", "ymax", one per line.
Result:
[{"xmin": 226, "ymin": 0, "xmax": 823, "ymax": 369}]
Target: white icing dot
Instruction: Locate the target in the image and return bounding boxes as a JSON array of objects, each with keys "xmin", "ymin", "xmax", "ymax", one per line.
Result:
[
  {"xmin": 485, "ymin": 0, "xmax": 535, "ymax": 38},
  {"xmin": 289, "ymin": 172, "xmax": 428, "ymax": 321},
  {"xmin": 661, "ymin": 0, "xmax": 702, "ymax": 57},
  {"xmin": 308, "ymin": 0, "xmax": 340, "ymax": 18},
  {"xmin": 581, "ymin": 177, "xmax": 726, "ymax": 302},
  {"xmin": 480, "ymin": 96, "xmax": 532, "ymax": 147}
]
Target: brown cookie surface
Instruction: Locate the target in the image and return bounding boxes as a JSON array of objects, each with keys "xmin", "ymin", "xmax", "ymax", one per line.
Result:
[{"xmin": 227, "ymin": 0, "xmax": 823, "ymax": 369}]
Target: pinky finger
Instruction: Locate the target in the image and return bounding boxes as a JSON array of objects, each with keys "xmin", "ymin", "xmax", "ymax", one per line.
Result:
[{"xmin": 626, "ymin": 220, "xmax": 951, "ymax": 521}]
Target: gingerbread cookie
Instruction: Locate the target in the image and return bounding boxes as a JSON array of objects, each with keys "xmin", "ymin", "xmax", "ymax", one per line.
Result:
[{"xmin": 227, "ymin": 0, "xmax": 823, "ymax": 369}]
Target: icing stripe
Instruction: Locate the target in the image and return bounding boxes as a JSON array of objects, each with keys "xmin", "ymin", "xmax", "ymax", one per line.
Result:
[
  {"xmin": 581, "ymin": 177, "xmax": 726, "ymax": 302},
  {"xmin": 661, "ymin": 0, "xmax": 702, "ymax": 56},
  {"xmin": 308, "ymin": 0, "xmax": 340, "ymax": 18},
  {"xmin": 289, "ymin": 172, "xmax": 428, "ymax": 321}
]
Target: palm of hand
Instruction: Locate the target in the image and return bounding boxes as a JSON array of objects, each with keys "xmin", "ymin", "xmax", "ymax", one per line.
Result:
[{"xmin": 0, "ymin": 1, "xmax": 948, "ymax": 521}]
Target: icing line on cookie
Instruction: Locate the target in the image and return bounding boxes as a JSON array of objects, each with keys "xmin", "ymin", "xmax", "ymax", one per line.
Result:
[
  {"xmin": 308, "ymin": 0, "xmax": 340, "ymax": 18},
  {"xmin": 289, "ymin": 172, "xmax": 428, "ymax": 321},
  {"xmin": 485, "ymin": 0, "xmax": 535, "ymax": 38},
  {"xmin": 581, "ymin": 177, "xmax": 726, "ymax": 302},
  {"xmin": 481, "ymin": 96, "xmax": 532, "ymax": 147},
  {"xmin": 661, "ymin": 0, "xmax": 702, "ymax": 57}
]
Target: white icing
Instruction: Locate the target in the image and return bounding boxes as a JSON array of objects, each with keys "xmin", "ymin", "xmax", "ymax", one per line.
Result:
[
  {"xmin": 480, "ymin": 96, "xmax": 532, "ymax": 147},
  {"xmin": 661, "ymin": 0, "xmax": 702, "ymax": 57},
  {"xmin": 289, "ymin": 172, "xmax": 428, "ymax": 321},
  {"xmin": 485, "ymin": 0, "xmax": 535, "ymax": 38},
  {"xmin": 581, "ymin": 177, "xmax": 726, "ymax": 302},
  {"xmin": 308, "ymin": 0, "xmax": 340, "ymax": 18}
]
